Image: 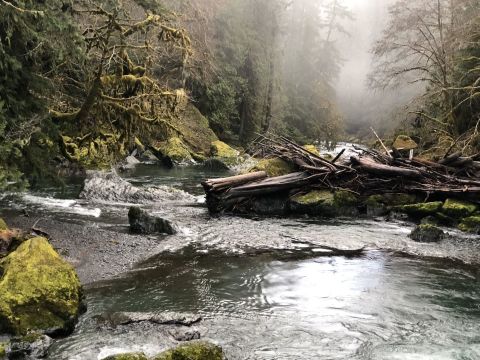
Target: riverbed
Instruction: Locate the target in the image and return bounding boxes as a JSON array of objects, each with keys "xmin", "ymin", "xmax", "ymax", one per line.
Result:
[{"xmin": 1, "ymin": 164, "xmax": 479, "ymax": 359}]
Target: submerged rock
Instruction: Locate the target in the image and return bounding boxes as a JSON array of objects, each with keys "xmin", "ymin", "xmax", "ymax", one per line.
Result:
[
  {"xmin": 210, "ymin": 140, "xmax": 240, "ymax": 166},
  {"xmin": 80, "ymin": 171, "xmax": 195, "ymax": 204},
  {"xmin": 441, "ymin": 199, "xmax": 477, "ymax": 219},
  {"xmin": 458, "ymin": 215, "xmax": 480, "ymax": 234},
  {"xmin": 0, "ymin": 237, "xmax": 83, "ymax": 336},
  {"xmin": 102, "ymin": 353, "xmax": 148, "ymax": 360},
  {"xmin": 152, "ymin": 341, "xmax": 225, "ymax": 360},
  {"xmin": 409, "ymin": 224, "xmax": 445, "ymax": 243},
  {"xmin": 250, "ymin": 158, "xmax": 294, "ymax": 177},
  {"xmin": 96, "ymin": 311, "xmax": 202, "ymax": 327},
  {"xmin": 128, "ymin": 207, "xmax": 177, "ymax": 235}
]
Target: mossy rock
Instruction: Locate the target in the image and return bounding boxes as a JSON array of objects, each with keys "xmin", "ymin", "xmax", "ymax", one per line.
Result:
[
  {"xmin": 210, "ymin": 141, "xmax": 240, "ymax": 166},
  {"xmin": 458, "ymin": 216, "xmax": 480, "ymax": 234},
  {"xmin": 155, "ymin": 137, "xmax": 193, "ymax": 163},
  {"xmin": 289, "ymin": 190, "xmax": 358, "ymax": 217},
  {"xmin": 395, "ymin": 202, "xmax": 443, "ymax": 219},
  {"xmin": 409, "ymin": 224, "xmax": 445, "ymax": 243},
  {"xmin": 393, "ymin": 135, "xmax": 417, "ymax": 150},
  {"xmin": 152, "ymin": 341, "xmax": 225, "ymax": 360},
  {"xmin": 441, "ymin": 199, "xmax": 477, "ymax": 219},
  {"xmin": 303, "ymin": 145, "xmax": 320, "ymax": 156},
  {"xmin": 0, "ymin": 237, "xmax": 83, "ymax": 336},
  {"xmin": 250, "ymin": 158, "xmax": 294, "ymax": 177},
  {"xmin": 102, "ymin": 352, "xmax": 148, "ymax": 360},
  {"xmin": 0, "ymin": 342, "xmax": 6, "ymax": 358},
  {"xmin": 0, "ymin": 219, "xmax": 7, "ymax": 231},
  {"xmin": 366, "ymin": 193, "xmax": 419, "ymax": 216}
]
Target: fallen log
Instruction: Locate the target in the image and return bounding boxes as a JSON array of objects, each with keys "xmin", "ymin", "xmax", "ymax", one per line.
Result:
[
  {"xmin": 202, "ymin": 171, "xmax": 267, "ymax": 191},
  {"xmin": 350, "ymin": 156, "xmax": 422, "ymax": 179}
]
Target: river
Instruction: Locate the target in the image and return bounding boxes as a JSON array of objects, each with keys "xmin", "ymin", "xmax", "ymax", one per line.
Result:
[{"xmin": 1, "ymin": 163, "xmax": 479, "ymax": 359}]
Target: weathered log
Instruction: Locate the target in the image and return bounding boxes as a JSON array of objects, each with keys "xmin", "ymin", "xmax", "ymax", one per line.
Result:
[
  {"xmin": 350, "ymin": 156, "xmax": 422, "ymax": 178},
  {"xmin": 202, "ymin": 171, "xmax": 267, "ymax": 191},
  {"xmin": 439, "ymin": 151, "xmax": 462, "ymax": 165}
]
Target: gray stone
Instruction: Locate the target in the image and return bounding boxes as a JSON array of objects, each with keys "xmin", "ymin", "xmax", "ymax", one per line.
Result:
[{"xmin": 128, "ymin": 207, "xmax": 177, "ymax": 235}]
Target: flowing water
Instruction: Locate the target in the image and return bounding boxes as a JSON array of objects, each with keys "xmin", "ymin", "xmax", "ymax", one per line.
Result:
[{"xmin": 1, "ymin": 162, "xmax": 480, "ymax": 359}]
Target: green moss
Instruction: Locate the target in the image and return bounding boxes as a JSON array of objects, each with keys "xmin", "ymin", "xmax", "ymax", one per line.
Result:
[
  {"xmin": 152, "ymin": 342, "xmax": 225, "ymax": 360},
  {"xmin": 441, "ymin": 199, "xmax": 477, "ymax": 219},
  {"xmin": 251, "ymin": 158, "xmax": 295, "ymax": 177},
  {"xmin": 290, "ymin": 190, "xmax": 337, "ymax": 217},
  {"xmin": 0, "ymin": 219, "xmax": 7, "ymax": 231},
  {"xmin": 0, "ymin": 342, "xmax": 6, "ymax": 358},
  {"xmin": 395, "ymin": 202, "xmax": 443, "ymax": 218},
  {"xmin": 156, "ymin": 137, "xmax": 193, "ymax": 163},
  {"xmin": 458, "ymin": 215, "xmax": 480, "ymax": 233},
  {"xmin": 292, "ymin": 190, "xmax": 334, "ymax": 205},
  {"xmin": 409, "ymin": 224, "xmax": 445, "ymax": 243},
  {"xmin": 102, "ymin": 352, "xmax": 148, "ymax": 360},
  {"xmin": 393, "ymin": 135, "xmax": 418, "ymax": 150},
  {"xmin": 333, "ymin": 190, "xmax": 359, "ymax": 207},
  {"xmin": 210, "ymin": 140, "xmax": 239, "ymax": 165},
  {"xmin": 0, "ymin": 237, "xmax": 83, "ymax": 335},
  {"xmin": 303, "ymin": 145, "xmax": 320, "ymax": 156},
  {"xmin": 134, "ymin": 137, "xmax": 145, "ymax": 152}
]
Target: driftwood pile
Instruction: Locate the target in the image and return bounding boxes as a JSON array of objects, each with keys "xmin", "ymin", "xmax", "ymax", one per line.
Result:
[{"xmin": 202, "ymin": 134, "xmax": 480, "ymax": 213}]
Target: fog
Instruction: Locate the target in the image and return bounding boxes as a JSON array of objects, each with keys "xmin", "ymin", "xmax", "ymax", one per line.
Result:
[{"xmin": 334, "ymin": 0, "xmax": 421, "ymax": 137}]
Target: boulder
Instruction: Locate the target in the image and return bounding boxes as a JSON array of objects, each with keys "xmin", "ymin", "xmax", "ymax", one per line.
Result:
[
  {"xmin": 409, "ymin": 224, "xmax": 445, "ymax": 243},
  {"xmin": 441, "ymin": 199, "xmax": 477, "ymax": 219},
  {"xmin": 365, "ymin": 193, "xmax": 419, "ymax": 216},
  {"xmin": 250, "ymin": 158, "xmax": 294, "ymax": 177},
  {"xmin": 0, "ymin": 342, "xmax": 6, "ymax": 358},
  {"xmin": 393, "ymin": 135, "xmax": 418, "ymax": 150},
  {"xmin": 155, "ymin": 137, "xmax": 193, "ymax": 164},
  {"xmin": 210, "ymin": 141, "xmax": 239, "ymax": 166},
  {"xmin": 395, "ymin": 201, "xmax": 443, "ymax": 219},
  {"xmin": 252, "ymin": 194, "xmax": 289, "ymax": 216},
  {"xmin": 95, "ymin": 311, "xmax": 201, "ymax": 327},
  {"xmin": 80, "ymin": 171, "xmax": 195, "ymax": 204},
  {"xmin": 102, "ymin": 353, "xmax": 148, "ymax": 360},
  {"xmin": 458, "ymin": 215, "xmax": 480, "ymax": 234},
  {"xmin": 0, "ymin": 237, "xmax": 83, "ymax": 336},
  {"xmin": 7, "ymin": 333, "xmax": 53, "ymax": 359},
  {"xmin": 203, "ymin": 158, "xmax": 230, "ymax": 171},
  {"xmin": 128, "ymin": 207, "xmax": 177, "ymax": 235},
  {"xmin": 289, "ymin": 190, "xmax": 359, "ymax": 217},
  {"xmin": 138, "ymin": 150, "xmax": 159, "ymax": 163},
  {"xmin": 152, "ymin": 342, "xmax": 225, "ymax": 360}
]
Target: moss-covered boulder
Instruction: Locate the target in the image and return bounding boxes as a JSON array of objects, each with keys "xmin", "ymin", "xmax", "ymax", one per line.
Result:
[
  {"xmin": 152, "ymin": 341, "xmax": 225, "ymax": 360},
  {"xmin": 0, "ymin": 219, "xmax": 7, "ymax": 231},
  {"xmin": 366, "ymin": 193, "xmax": 419, "ymax": 216},
  {"xmin": 458, "ymin": 216, "xmax": 480, "ymax": 234},
  {"xmin": 102, "ymin": 352, "xmax": 148, "ymax": 360},
  {"xmin": 395, "ymin": 202, "xmax": 443, "ymax": 219},
  {"xmin": 303, "ymin": 145, "xmax": 320, "ymax": 156},
  {"xmin": 393, "ymin": 135, "xmax": 418, "ymax": 150},
  {"xmin": 289, "ymin": 190, "xmax": 359, "ymax": 217},
  {"xmin": 0, "ymin": 342, "xmax": 6, "ymax": 358},
  {"xmin": 155, "ymin": 137, "xmax": 193, "ymax": 163},
  {"xmin": 409, "ymin": 224, "xmax": 445, "ymax": 243},
  {"xmin": 441, "ymin": 199, "xmax": 477, "ymax": 219},
  {"xmin": 250, "ymin": 158, "xmax": 295, "ymax": 177},
  {"xmin": 0, "ymin": 237, "xmax": 83, "ymax": 336},
  {"xmin": 210, "ymin": 140, "xmax": 240, "ymax": 166}
]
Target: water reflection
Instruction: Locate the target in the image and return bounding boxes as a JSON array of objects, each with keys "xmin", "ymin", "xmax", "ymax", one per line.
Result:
[{"xmin": 49, "ymin": 252, "xmax": 480, "ymax": 359}]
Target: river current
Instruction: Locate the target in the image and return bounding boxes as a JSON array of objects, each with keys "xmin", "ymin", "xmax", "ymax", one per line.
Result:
[{"xmin": 1, "ymin": 163, "xmax": 479, "ymax": 359}]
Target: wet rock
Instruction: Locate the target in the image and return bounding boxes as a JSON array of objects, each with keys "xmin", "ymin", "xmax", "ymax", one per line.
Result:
[
  {"xmin": 154, "ymin": 137, "xmax": 193, "ymax": 164},
  {"xmin": 458, "ymin": 215, "xmax": 480, "ymax": 234},
  {"xmin": 409, "ymin": 224, "xmax": 445, "ymax": 243},
  {"xmin": 441, "ymin": 199, "xmax": 477, "ymax": 219},
  {"xmin": 366, "ymin": 193, "xmax": 419, "ymax": 216},
  {"xmin": 96, "ymin": 311, "xmax": 202, "ymax": 327},
  {"xmin": 210, "ymin": 140, "xmax": 240, "ymax": 166},
  {"xmin": 395, "ymin": 201, "xmax": 443, "ymax": 219},
  {"xmin": 169, "ymin": 329, "xmax": 201, "ymax": 341},
  {"xmin": 102, "ymin": 353, "xmax": 148, "ymax": 360},
  {"xmin": 203, "ymin": 158, "xmax": 230, "ymax": 171},
  {"xmin": 80, "ymin": 171, "xmax": 195, "ymax": 204},
  {"xmin": 0, "ymin": 237, "xmax": 83, "ymax": 336},
  {"xmin": 138, "ymin": 149, "xmax": 159, "ymax": 163},
  {"xmin": 250, "ymin": 158, "xmax": 294, "ymax": 177},
  {"xmin": 119, "ymin": 156, "xmax": 141, "ymax": 171},
  {"xmin": 7, "ymin": 333, "xmax": 53, "ymax": 359},
  {"xmin": 0, "ymin": 342, "xmax": 6, "ymax": 358},
  {"xmin": 152, "ymin": 341, "xmax": 225, "ymax": 360},
  {"xmin": 128, "ymin": 207, "xmax": 177, "ymax": 235}
]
